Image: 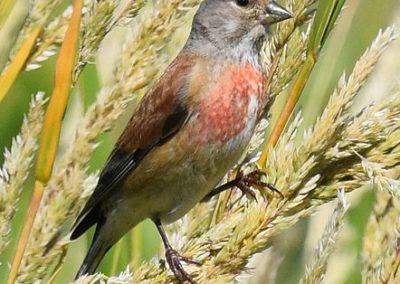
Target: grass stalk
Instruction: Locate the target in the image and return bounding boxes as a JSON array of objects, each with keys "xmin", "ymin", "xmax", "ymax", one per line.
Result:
[
  {"xmin": 35, "ymin": 0, "xmax": 83, "ymax": 181},
  {"xmin": 6, "ymin": 181, "xmax": 44, "ymax": 284},
  {"xmin": 6, "ymin": 0, "xmax": 83, "ymax": 282},
  {"xmin": 0, "ymin": 25, "xmax": 42, "ymax": 102},
  {"xmin": 258, "ymin": 55, "xmax": 315, "ymax": 166},
  {"xmin": 0, "ymin": 93, "xmax": 46, "ymax": 255},
  {"xmin": 0, "ymin": 0, "xmax": 14, "ymax": 28},
  {"xmin": 258, "ymin": 0, "xmax": 345, "ymax": 166}
]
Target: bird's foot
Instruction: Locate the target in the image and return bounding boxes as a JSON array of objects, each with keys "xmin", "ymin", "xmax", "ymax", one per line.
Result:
[
  {"xmin": 165, "ymin": 248, "xmax": 200, "ymax": 284},
  {"xmin": 234, "ymin": 170, "xmax": 283, "ymax": 200},
  {"xmin": 202, "ymin": 170, "xmax": 282, "ymax": 203}
]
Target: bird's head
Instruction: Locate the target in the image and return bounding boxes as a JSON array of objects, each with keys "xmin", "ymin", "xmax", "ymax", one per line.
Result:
[{"xmin": 186, "ymin": 0, "xmax": 292, "ymax": 55}]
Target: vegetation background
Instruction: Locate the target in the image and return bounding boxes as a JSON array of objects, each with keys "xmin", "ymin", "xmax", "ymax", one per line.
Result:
[{"xmin": 0, "ymin": 0, "xmax": 399, "ymax": 283}]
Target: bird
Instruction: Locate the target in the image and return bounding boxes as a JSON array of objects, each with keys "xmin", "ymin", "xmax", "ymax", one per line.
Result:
[{"xmin": 71, "ymin": 0, "xmax": 291, "ymax": 283}]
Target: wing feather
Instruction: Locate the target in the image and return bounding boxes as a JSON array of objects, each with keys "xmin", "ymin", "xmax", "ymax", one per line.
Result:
[{"xmin": 71, "ymin": 53, "xmax": 197, "ymax": 238}]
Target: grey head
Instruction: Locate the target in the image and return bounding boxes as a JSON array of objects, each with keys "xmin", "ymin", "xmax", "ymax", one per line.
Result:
[{"xmin": 185, "ymin": 0, "xmax": 292, "ymax": 63}]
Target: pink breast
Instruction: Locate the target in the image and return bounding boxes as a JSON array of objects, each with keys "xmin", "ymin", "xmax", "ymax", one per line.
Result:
[{"xmin": 193, "ymin": 64, "xmax": 264, "ymax": 145}]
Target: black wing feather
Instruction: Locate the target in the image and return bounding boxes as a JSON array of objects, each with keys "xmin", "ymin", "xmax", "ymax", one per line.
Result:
[{"xmin": 71, "ymin": 105, "xmax": 190, "ymax": 240}]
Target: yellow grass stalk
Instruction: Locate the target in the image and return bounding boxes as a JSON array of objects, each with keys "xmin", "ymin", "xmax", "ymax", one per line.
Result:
[
  {"xmin": 6, "ymin": 0, "xmax": 83, "ymax": 283},
  {"xmin": 258, "ymin": 56, "xmax": 315, "ymax": 165},
  {"xmin": 35, "ymin": 0, "xmax": 82, "ymax": 181},
  {"xmin": 0, "ymin": 25, "xmax": 42, "ymax": 102},
  {"xmin": 0, "ymin": 0, "xmax": 14, "ymax": 28},
  {"xmin": 258, "ymin": 0, "xmax": 345, "ymax": 167}
]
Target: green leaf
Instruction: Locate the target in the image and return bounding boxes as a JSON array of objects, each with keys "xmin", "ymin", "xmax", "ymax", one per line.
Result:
[{"xmin": 308, "ymin": 0, "xmax": 346, "ymax": 54}]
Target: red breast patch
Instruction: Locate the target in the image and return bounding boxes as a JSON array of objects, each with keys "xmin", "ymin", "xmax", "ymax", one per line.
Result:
[{"xmin": 193, "ymin": 64, "xmax": 264, "ymax": 145}]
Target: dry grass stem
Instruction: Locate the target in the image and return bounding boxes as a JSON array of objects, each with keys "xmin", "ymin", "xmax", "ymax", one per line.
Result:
[
  {"xmin": 368, "ymin": 230, "xmax": 400, "ymax": 284},
  {"xmin": 300, "ymin": 190, "xmax": 349, "ymax": 284},
  {"xmin": 4, "ymin": 0, "xmax": 62, "ymax": 70},
  {"xmin": 261, "ymin": 0, "xmax": 315, "ymax": 98},
  {"xmin": 362, "ymin": 192, "xmax": 400, "ymax": 283},
  {"xmin": 0, "ymin": 93, "xmax": 46, "ymax": 255},
  {"xmin": 26, "ymin": 0, "xmax": 148, "ymax": 73},
  {"xmin": 111, "ymin": 0, "xmax": 147, "ymax": 27},
  {"xmin": 362, "ymin": 97, "xmax": 400, "ymax": 284},
  {"xmin": 73, "ymin": 268, "xmax": 133, "ymax": 284},
  {"xmin": 25, "ymin": 7, "xmax": 72, "ymax": 71},
  {"xmin": 359, "ymin": 153, "xmax": 400, "ymax": 201}
]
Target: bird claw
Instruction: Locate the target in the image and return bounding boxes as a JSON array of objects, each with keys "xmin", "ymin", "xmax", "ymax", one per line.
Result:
[
  {"xmin": 166, "ymin": 248, "xmax": 199, "ymax": 284},
  {"xmin": 235, "ymin": 170, "xmax": 283, "ymax": 200},
  {"xmin": 236, "ymin": 180, "xmax": 258, "ymax": 201}
]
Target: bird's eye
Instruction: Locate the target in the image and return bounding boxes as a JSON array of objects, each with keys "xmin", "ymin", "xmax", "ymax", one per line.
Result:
[{"xmin": 235, "ymin": 0, "xmax": 250, "ymax": 7}]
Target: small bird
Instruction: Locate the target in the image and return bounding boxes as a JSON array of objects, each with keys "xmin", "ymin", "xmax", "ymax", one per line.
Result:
[{"xmin": 71, "ymin": 0, "xmax": 291, "ymax": 283}]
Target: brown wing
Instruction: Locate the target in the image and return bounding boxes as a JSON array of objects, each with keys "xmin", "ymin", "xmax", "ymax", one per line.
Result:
[
  {"xmin": 71, "ymin": 53, "xmax": 197, "ymax": 239},
  {"xmin": 116, "ymin": 65, "xmax": 190, "ymax": 150}
]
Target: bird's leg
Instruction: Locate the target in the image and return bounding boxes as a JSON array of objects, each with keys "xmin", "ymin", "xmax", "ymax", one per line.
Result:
[
  {"xmin": 153, "ymin": 218, "xmax": 200, "ymax": 284},
  {"xmin": 203, "ymin": 170, "xmax": 282, "ymax": 201}
]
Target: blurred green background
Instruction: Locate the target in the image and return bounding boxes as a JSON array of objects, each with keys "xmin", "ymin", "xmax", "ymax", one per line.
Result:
[{"xmin": 0, "ymin": 0, "xmax": 399, "ymax": 283}]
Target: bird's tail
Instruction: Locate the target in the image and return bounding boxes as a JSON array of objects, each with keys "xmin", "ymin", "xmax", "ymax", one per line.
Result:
[{"xmin": 75, "ymin": 226, "xmax": 111, "ymax": 280}]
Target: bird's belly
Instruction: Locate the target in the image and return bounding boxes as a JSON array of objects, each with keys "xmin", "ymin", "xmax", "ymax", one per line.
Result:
[
  {"xmin": 120, "ymin": 94, "xmax": 260, "ymax": 225},
  {"xmin": 120, "ymin": 124, "xmax": 254, "ymax": 225},
  {"xmin": 158, "ymin": 121, "xmax": 256, "ymax": 223}
]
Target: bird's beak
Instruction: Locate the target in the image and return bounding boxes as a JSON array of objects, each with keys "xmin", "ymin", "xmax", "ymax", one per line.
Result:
[{"xmin": 264, "ymin": 1, "xmax": 292, "ymax": 25}]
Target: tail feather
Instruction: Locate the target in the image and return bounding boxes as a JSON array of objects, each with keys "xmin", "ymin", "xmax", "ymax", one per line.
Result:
[
  {"xmin": 75, "ymin": 228, "xmax": 110, "ymax": 279},
  {"xmin": 73, "ymin": 204, "xmax": 142, "ymax": 279},
  {"xmin": 75, "ymin": 214, "xmax": 110, "ymax": 280},
  {"xmin": 71, "ymin": 206, "xmax": 100, "ymax": 240}
]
